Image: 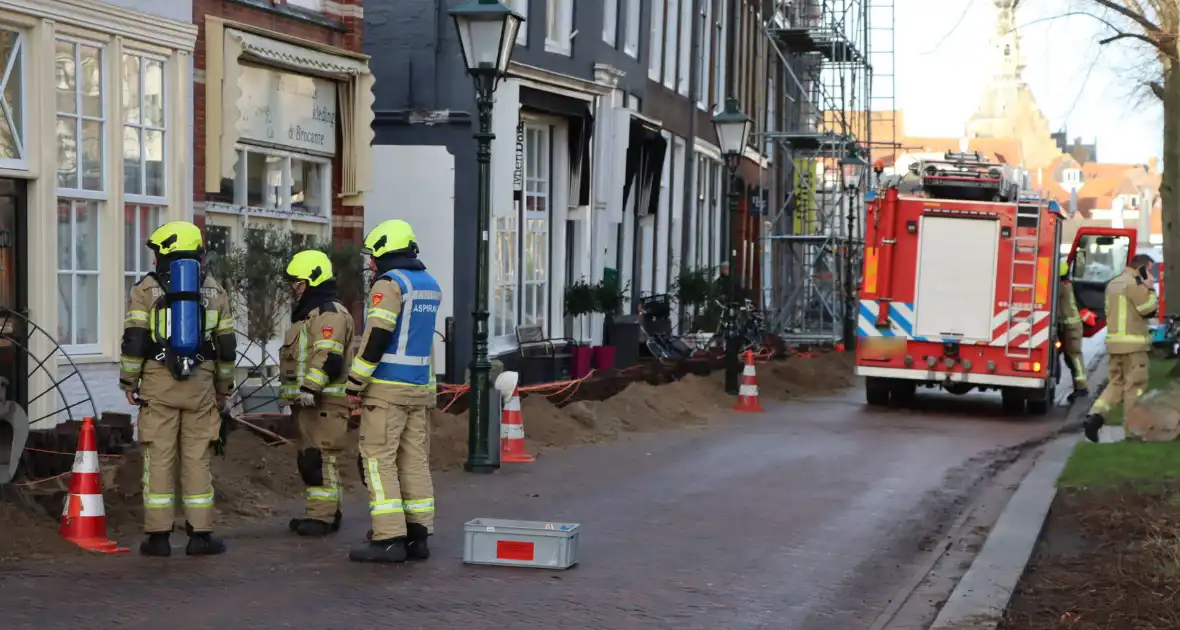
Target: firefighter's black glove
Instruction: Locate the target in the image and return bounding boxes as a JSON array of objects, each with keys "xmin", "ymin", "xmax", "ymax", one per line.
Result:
[{"xmin": 215, "ymin": 409, "xmax": 235, "ymax": 456}]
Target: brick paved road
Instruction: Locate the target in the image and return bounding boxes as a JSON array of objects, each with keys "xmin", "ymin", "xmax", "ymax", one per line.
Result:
[{"xmin": 0, "ymin": 389, "xmax": 1061, "ymax": 630}]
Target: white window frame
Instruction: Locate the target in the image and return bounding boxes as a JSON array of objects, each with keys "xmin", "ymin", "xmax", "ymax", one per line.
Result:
[
  {"xmin": 521, "ymin": 123, "xmax": 552, "ymax": 333},
  {"xmin": 123, "ymin": 204, "xmax": 163, "ymax": 304},
  {"xmin": 55, "ymin": 36, "xmax": 107, "ymax": 356},
  {"xmin": 648, "ymin": 0, "xmax": 664, "ymax": 80},
  {"xmin": 122, "ymin": 52, "xmax": 168, "ymax": 206},
  {"xmin": 509, "ymin": 0, "xmax": 529, "ymax": 46},
  {"xmin": 697, "ymin": 0, "xmax": 711, "ymax": 109},
  {"xmin": 55, "ymin": 37, "xmax": 107, "ymax": 197},
  {"xmin": 713, "ymin": 0, "xmax": 726, "ymax": 112},
  {"xmin": 677, "ymin": 0, "xmax": 692, "ymax": 96},
  {"xmin": 603, "ymin": 0, "xmax": 618, "ymax": 46},
  {"xmin": 545, "ymin": 0, "xmax": 574, "ymax": 56},
  {"xmin": 664, "ymin": 0, "xmax": 679, "ymax": 90},
  {"xmin": 623, "ymin": 0, "xmax": 640, "ymax": 57},
  {"xmin": 57, "ymin": 199, "xmax": 103, "ymax": 355},
  {"xmin": 0, "ymin": 28, "xmax": 27, "ymax": 171}
]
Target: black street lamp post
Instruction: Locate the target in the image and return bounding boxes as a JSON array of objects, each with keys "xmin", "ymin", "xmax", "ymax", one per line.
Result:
[
  {"xmin": 838, "ymin": 145, "xmax": 869, "ymax": 352},
  {"xmin": 449, "ymin": 0, "xmax": 523, "ymax": 473},
  {"xmin": 711, "ymin": 97, "xmax": 753, "ymax": 395}
]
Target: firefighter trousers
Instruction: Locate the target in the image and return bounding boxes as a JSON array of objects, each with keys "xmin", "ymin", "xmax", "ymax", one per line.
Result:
[
  {"xmin": 1058, "ymin": 324, "xmax": 1087, "ymax": 387},
  {"xmin": 295, "ymin": 403, "xmax": 350, "ymax": 522},
  {"xmin": 1090, "ymin": 351, "xmax": 1149, "ymax": 419},
  {"xmin": 138, "ymin": 400, "xmax": 221, "ymax": 533},
  {"xmin": 358, "ymin": 399, "xmax": 435, "ymax": 540}
]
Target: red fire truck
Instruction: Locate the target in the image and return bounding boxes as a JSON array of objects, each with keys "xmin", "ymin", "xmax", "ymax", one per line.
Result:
[{"xmin": 856, "ymin": 151, "xmax": 1137, "ymax": 414}]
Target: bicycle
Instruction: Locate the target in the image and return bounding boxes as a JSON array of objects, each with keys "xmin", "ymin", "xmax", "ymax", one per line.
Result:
[{"xmin": 705, "ymin": 299, "xmax": 765, "ymax": 355}]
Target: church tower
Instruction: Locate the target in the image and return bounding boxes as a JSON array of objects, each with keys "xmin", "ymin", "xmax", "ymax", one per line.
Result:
[{"xmin": 964, "ymin": 0, "xmax": 1061, "ymax": 169}]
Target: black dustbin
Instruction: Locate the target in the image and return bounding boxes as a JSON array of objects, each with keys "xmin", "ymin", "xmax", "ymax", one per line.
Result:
[{"xmin": 605, "ymin": 314, "xmax": 641, "ymax": 369}]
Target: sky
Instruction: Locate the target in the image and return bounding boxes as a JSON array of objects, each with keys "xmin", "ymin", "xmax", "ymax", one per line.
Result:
[{"xmin": 884, "ymin": 0, "xmax": 1164, "ymax": 166}]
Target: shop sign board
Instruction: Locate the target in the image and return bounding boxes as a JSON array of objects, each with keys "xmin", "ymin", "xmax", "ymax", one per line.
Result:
[{"xmin": 238, "ymin": 64, "xmax": 337, "ymax": 155}]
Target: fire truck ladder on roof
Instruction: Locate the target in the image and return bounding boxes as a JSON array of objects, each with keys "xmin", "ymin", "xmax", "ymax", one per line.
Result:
[{"xmin": 1005, "ymin": 204, "xmax": 1042, "ymax": 358}]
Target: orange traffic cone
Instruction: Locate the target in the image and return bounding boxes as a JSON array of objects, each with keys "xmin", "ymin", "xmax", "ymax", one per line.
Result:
[
  {"xmin": 500, "ymin": 387, "xmax": 535, "ymax": 463},
  {"xmin": 60, "ymin": 417, "xmax": 129, "ymax": 554},
  {"xmin": 734, "ymin": 351, "xmax": 765, "ymax": 413}
]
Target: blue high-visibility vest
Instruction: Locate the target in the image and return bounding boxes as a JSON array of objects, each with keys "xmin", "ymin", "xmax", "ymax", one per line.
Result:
[{"xmin": 370, "ymin": 268, "xmax": 442, "ymax": 386}]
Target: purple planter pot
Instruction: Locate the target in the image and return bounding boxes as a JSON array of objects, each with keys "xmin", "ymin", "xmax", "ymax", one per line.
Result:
[
  {"xmin": 592, "ymin": 345, "xmax": 616, "ymax": 371},
  {"xmin": 571, "ymin": 345, "xmax": 594, "ymax": 379}
]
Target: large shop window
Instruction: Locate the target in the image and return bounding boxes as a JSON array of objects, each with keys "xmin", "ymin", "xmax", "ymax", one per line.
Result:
[
  {"xmin": 55, "ymin": 38, "xmax": 107, "ymax": 354},
  {"xmin": 215, "ymin": 145, "xmax": 330, "ymax": 216},
  {"xmin": 0, "ymin": 29, "xmax": 26, "ymax": 170},
  {"xmin": 492, "ymin": 123, "xmax": 552, "ymax": 342},
  {"xmin": 205, "ymin": 24, "xmax": 372, "ymax": 206}
]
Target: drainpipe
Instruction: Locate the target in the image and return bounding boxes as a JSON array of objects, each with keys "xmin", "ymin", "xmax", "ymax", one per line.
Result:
[{"xmin": 680, "ymin": 0, "xmax": 702, "ymax": 326}]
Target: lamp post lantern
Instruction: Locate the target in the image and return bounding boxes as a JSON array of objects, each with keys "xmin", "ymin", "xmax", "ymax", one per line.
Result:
[
  {"xmin": 838, "ymin": 145, "xmax": 869, "ymax": 352},
  {"xmin": 449, "ymin": 0, "xmax": 523, "ymax": 473},
  {"xmin": 711, "ymin": 97, "xmax": 753, "ymax": 396}
]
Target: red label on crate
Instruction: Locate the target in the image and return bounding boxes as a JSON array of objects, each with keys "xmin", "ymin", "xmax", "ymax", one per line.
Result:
[{"xmin": 496, "ymin": 540, "xmax": 535, "ymax": 561}]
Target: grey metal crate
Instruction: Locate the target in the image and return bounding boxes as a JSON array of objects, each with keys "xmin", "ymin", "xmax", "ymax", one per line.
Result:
[{"xmin": 463, "ymin": 518, "xmax": 580, "ymax": 569}]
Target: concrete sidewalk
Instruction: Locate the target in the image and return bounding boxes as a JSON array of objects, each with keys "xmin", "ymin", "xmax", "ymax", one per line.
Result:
[{"xmin": 931, "ymin": 331, "xmax": 1108, "ymax": 630}]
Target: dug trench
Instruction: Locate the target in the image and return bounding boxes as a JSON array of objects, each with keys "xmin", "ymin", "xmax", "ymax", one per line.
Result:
[{"xmin": 0, "ymin": 352, "xmax": 856, "ymax": 563}]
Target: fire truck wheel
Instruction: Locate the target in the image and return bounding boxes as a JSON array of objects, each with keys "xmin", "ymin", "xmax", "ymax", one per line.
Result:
[
  {"xmin": 889, "ymin": 380, "xmax": 917, "ymax": 407},
  {"xmin": 1000, "ymin": 388, "xmax": 1026, "ymax": 415},
  {"xmin": 866, "ymin": 377, "xmax": 890, "ymax": 406}
]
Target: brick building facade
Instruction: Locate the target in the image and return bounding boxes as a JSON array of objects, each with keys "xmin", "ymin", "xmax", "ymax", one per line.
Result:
[{"xmin": 192, "ymin": 0, "xmax": 372, "ymax": 251}]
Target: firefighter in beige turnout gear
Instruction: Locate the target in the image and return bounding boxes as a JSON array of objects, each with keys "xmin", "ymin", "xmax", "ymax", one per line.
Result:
[
  {"xmin": 119, "ymin": 221, "xmax": 236, "ymax": 557},
  {"xmin": 346, "ymin": 219, "xmax": 439, "ymax": 564},
  {"xmin": 279, "ymin": 250, "xmax": 356, "ymax": 537},
  {"xmin": 1083, "ymin": 253, "xmax": 1159, "ymax": 442},
  {"xmin": 1057, "ymin": 260, "xmax": 1089, "ymax": 400}
]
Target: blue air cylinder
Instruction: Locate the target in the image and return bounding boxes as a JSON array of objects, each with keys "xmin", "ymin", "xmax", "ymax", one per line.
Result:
[{"xmin": 169, "ymin": 258, "xmax": 202, "ymax": 357}]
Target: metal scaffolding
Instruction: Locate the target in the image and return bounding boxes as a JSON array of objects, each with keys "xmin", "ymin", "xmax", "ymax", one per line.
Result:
[{"xmin": 758, "ymin": 0, "xmax": 893, "ymax": 345}]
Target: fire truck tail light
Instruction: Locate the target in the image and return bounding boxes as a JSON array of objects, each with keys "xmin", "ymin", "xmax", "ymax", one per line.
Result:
[
  {"xmin": 927, "ymin": 356, "xmax": 937, "ymax": 368},
  {"xmin": 904, "ymin": 355, "xmax": 913, "ymax": 367},
  {"xmin": 943, "ymin": 357, "xmax": 955, "ymax": 369},
  {"xmin": 1013, "ymin": 361, "xmax": 1042, "ymax": 373},
  {"xmin": 986, "ymin": 361, "xmax": 996, "ymax": 372},
  {"xmin": 962, "ymin": 359, "xmax": 973, "ymax": 370}
]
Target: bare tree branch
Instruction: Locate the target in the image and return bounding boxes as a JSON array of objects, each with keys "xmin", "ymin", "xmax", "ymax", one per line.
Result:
[
  {"xmin": 1100, "ymin": 31, "xmax": 1164, "ymax": 47},
  {"xmin": 1150, "ymin": 81, "xmax": 1166, "ymax": 99},
  {"xmin": 1088, "ymin": 0, "xmax": 1164, "ymax": 35}
]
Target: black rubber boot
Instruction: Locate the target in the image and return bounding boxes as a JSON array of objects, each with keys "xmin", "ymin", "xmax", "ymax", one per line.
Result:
[
  {"xmin": 365, "ymin": 529, "xmax": 374, "ymax": 541},
  {"xmin": 296, "ymin": 519, "xmax": 333, "ymax": 537},
  {"xmin": 1068, "ymin": 386, "xmax": 1090, "ymax": 402},
  {"xmin": 406, "ymin": 523, "xmax": 431, "ymax": 561},
  {"xmin": 292, "ymin": 510, "xmax": 342, "ymax": 535},
  {"xmin": 139, "ymin": 532, "xmax": 171, "ymax": 557},
  {"xmin": 185, "ymin": 532, "xmax": 227, "ymax": 556},
  {"xmin": 1083, "ymin": 413, "xmax": 1105, "ymax": 443},
  {"xmin": 349, "ymin": 538, "xmax": 407, "ymax": 563}
]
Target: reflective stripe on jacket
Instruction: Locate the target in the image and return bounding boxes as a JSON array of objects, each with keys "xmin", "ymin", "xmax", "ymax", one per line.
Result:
[
  {"xmin": 370, "ymin": 269, "xmax": 441, "ymax": 387},
  {"xmin": 1105, "ymin": 266, "xmax": 1158, "ymax": 354},
  {"xmin": 1057, "ymin": 278, "xmax": 1082, "ymax": 325}
]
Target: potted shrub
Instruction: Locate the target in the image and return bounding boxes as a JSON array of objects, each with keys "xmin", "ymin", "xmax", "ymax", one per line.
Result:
[
  {"xmin": 592, "ymin": 277, "xmax": 629, "ymax": 370},
  {"xmin": 673, "ymin": 266, "xmax": 716, "ymax": 331},
  {"xmin": 563, "ymin": 279, "xmax": 597, "ymax": 378}
]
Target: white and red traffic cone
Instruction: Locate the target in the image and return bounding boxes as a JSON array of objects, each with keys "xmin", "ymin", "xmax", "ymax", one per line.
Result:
[
  {"xmin": 733, "ymin": 351, "xmax": 765, "ymax": 413},
  {"xmin": 500, "ymin": 387, "xmax": 535, "ymax": 463},
  {"xmin": 60, "ymin": 417, "xmax": 128, "ymax": 553}
]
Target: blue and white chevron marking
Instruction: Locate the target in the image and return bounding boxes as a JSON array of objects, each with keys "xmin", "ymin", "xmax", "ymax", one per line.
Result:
[{"xmin": 857, "ymin": 300, "xmax": 961, "ymax": 343}]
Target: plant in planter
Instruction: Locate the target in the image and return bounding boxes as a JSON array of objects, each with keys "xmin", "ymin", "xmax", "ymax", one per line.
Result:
[
  {"xmin": 591, "ymin": 277, "xmax": 630, "ymax": 370},
  {"xmin": 673, "ymin": 266, "xmax": 717, "ymax": 332},
  {"xmin": 564, "ymin": 279, "xmax": 597, "ymax": 378}
]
